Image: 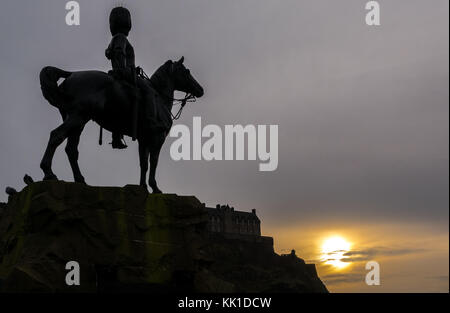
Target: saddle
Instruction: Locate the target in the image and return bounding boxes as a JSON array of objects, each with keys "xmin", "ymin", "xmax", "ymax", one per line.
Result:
[
  {"xmin": 106, "ymin": 67, "xmax": 170, "ymax": 135},
  {"xmin": 105, "ymin": 68, "xmax": 141, "ymax": 141}
]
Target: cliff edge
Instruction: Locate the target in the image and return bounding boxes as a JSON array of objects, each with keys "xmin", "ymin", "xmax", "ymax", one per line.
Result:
[{"xmin": 0, "ymin": 181, "xmax": 327, "ymax": 293}]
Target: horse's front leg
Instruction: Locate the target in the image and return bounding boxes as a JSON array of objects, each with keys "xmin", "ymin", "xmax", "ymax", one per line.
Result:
[
  {"xmin": 148, "ymin": 138, "xmax": 163, "ymax": 194},
  {"xmin": 138, "ymin": 140, "xmax": 149, "ymax": 189}
]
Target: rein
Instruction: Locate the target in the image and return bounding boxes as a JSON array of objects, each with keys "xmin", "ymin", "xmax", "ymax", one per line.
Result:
[
  {"xmin": 137, "ymin": 67, "xmax": 196, "ymax": 120},
  {"xmin": 169, "ymin": 93, "xmax": 196, "ymax": 120}
]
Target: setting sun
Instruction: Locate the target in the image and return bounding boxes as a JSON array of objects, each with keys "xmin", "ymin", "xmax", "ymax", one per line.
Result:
[{"xmin": 321, "ymin": 236, "xmax": 351, "ymax": 269}]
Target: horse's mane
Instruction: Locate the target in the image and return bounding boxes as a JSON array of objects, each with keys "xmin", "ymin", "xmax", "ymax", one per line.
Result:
[{"xmin": 148, "ymin": 60, "xmax": 172, "ymax": 91}]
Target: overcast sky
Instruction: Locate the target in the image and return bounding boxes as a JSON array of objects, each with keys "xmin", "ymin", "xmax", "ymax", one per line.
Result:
[{"xmin": 0, "ymin": 0, "xmax": 448, "ymax": 292}]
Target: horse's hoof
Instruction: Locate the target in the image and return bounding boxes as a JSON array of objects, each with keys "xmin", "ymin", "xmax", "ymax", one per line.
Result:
[
  {"xmin": 152, "ymin": 189, "xmax": 162, "ymax": 194},
  {"xmin": 74, "ymin": 177, "xmax": 86, "ymax": 184},
  {"xmin": 43, "ymin": 174, "xmax": 58, "ymax": 181}
]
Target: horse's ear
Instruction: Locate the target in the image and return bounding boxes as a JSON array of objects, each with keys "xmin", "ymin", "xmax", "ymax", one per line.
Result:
[{"xmin": 178, "ymin": 56, "xmax": 184, "ymax": 64}]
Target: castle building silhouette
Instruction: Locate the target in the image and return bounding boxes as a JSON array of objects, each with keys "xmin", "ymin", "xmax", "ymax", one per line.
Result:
[{"xmin": 206, "ymin": 204, "xmax": 261, "ymax": 236}]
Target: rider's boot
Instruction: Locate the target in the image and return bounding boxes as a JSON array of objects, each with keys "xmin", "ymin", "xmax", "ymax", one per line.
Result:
[{"xmin": 111, "ymin": 132, "xmax": 128, "ymax": 149}]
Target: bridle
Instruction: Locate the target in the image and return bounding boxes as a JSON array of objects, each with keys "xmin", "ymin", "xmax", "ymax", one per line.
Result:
[
  {"xmin": 137, "ymin": 66, "xmax": 197, "ymax": 120},
  {"xmin": 168, "ymin": 93, "xmax": 196, "ymax": 120}
]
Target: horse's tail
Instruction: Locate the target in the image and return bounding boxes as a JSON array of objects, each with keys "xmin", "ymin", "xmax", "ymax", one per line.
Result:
[{"xmin": 39, "ymin": 66, "xmax": 72, "ymax": 108}]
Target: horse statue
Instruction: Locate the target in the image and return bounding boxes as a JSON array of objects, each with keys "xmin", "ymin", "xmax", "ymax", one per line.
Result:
[{"xmin": 39, "ymin": 57, "xmax": 204, "ymax": 193}]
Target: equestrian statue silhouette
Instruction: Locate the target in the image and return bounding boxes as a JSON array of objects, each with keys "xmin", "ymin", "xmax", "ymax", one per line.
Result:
[{"xmin": 38, "ymin": 7, "xmax": 204, "ymax": 193}]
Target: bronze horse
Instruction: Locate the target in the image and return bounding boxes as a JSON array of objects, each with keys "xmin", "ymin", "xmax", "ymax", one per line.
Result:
[{"xmin": 39, "ymin": 57, "xmax": 204, "ymax": 193}]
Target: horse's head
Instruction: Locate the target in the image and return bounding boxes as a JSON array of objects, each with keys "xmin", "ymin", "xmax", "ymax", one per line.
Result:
[{"xmin": 170, "ymin": 56, "xmax": 204, "ymax": 98}]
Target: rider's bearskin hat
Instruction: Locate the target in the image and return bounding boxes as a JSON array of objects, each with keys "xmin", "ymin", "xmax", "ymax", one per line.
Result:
[{"xmin": 109, "ymin": 7, "xmax": 132, "ymax": 36}]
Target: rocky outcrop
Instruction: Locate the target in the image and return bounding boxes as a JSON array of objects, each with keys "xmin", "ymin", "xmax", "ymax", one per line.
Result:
[{"xmin": 0, "ymin": 181, "xmax": 327, "ymax": 293}]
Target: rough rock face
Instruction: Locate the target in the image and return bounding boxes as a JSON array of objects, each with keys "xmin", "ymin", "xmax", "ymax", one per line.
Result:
[{"xmin": 0, "ymin": 181, "xmax": 327, "ymax": 293}]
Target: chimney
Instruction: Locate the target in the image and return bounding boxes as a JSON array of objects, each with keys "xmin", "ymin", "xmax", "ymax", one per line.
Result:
[{"xmin": 252, "ymin": 209, "xmax": 256, "ymax": 215}]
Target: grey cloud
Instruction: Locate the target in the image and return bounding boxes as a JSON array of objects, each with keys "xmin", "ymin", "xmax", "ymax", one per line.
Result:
[
  {"xmin": 340, "ymin": 246, "xmax": 427, "ymax": 262},
  {"xmin": 427, "ymin": 275, "xmax": 449, "ymax": 282},
  {"xmin": 321, "ymin": 273, "xmax": 364, "ymax": 285},
  {"xmin": 317, "ymin": 246, "xmax": 428, "ymax": 264},
  {"xmin": 0, "ymin": 1, "xmax": 448, "ymax": 232}
]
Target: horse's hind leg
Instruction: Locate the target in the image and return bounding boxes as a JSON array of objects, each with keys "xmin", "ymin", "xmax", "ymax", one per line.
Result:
[
  {"xmin": 40, "ymin": 114, "xmax": 87, "ymax": 181},
  {"xmin": 65, "ymin": 125, "xmax": 86, "ymax": 183}
]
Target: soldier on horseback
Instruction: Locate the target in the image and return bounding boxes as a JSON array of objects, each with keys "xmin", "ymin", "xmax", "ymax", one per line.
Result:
[
  {"xmin": 106, "ymin": 6, "xmax": 162, "ymax": 149},
  {"xmin": 105, "ymin": 6, "xmax": 134, "ymax": 149}
]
